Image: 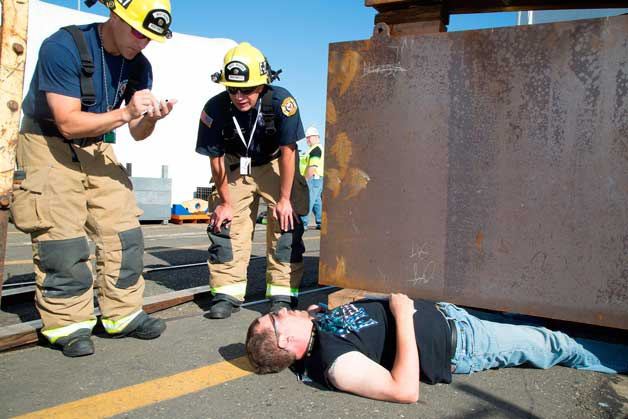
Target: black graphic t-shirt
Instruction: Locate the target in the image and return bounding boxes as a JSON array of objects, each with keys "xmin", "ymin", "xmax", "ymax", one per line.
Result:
[{"xmin": 302, "ymin": 299, "xmax": 452, "ymax": 389}]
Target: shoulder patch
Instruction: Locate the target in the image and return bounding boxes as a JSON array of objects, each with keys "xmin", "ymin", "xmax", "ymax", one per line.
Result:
[
  {"xmin": 281, "ymin": 96, "xmax": 298, "ymax": 117},
  {"xmin": 200, "ymin": 110, "xmax": 213, "ymax": 128}
]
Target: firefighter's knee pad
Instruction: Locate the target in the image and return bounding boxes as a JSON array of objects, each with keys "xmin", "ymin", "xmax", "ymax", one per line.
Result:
[
  {"xmin": 207, "ymin": 225, "xmax": 233, "ymax": 264},
  {"xmin": 275, "ymin": 223, "xmax": 305, "ymax": 263},
  {"xmin": 39, "ymin": 237, "xmax": 92, "ymax": 298},
  {"xmin": 117, "ymin": 227, "xmax": 144, "ymax": 288}
]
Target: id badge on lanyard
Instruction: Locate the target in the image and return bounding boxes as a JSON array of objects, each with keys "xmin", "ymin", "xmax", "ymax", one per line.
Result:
[
  {"xmin": 232, "ymin": 102, "xmax": 261, "ymax": 177},
  {"xmin": 240, "ymin": 157, "xmax": 252, "ymax": 175}
]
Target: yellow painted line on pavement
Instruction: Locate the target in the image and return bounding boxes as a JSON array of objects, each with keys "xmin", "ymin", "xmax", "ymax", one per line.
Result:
[{"xmin": 12, "ymin": 356, "xmax": 253, "ymax": 419}]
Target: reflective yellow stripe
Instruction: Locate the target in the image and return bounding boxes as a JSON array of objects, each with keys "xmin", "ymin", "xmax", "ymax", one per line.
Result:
[
  {"xmin": 266, "ymin": 284, "xmax": 299, "ymax": 298},
  {"xmin": 211, "ymin": 283, "xmax": 246, "ymax": 299},
  {"xmin": 41, "ymin": 320, "xmax": 97, "ymax": 344},
  {"xmin": 101, "ymin": 310, "xmax": 143, "ymax": 334},
  {"xmin": 299, "ymin": 154, "xmax": 308, "ymax": 176},
  {"xmin": 306, "ymin": 144, "xmax": 324, "ymax": 177}
]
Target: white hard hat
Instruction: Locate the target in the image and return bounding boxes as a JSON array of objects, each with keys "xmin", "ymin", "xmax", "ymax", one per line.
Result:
[{"xmin": 305, "ymin": 127, "xmax": 319, "ymax": 137}]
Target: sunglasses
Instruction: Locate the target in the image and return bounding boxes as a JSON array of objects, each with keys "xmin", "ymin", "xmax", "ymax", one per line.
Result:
[
  {"xmin": 227, "ymin": 86, "xmax": 259, "ymax": 95},
  {"xmin": 130, "ymin": 27, "xmax": 149, "ymax": 41}
]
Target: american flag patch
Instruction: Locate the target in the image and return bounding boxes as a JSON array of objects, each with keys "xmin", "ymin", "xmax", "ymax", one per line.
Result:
[{"xmin": 200, "ymin": 110, "xmax": 213, "ymax": 128}]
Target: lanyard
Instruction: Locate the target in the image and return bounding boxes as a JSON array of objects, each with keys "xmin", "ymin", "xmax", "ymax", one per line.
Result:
[{"xmin": 232, "ymin": 102, "xmax": 261, "ymax": 156}]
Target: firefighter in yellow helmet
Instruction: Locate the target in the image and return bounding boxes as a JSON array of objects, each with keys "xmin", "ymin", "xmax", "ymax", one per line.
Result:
[
  {"xmin": 196, "ymin": 42, "xmax": 309, "ymax": 318},
  {"xmin": 12, "ymin": 0, "xmax": 176, "ymax": 357}
]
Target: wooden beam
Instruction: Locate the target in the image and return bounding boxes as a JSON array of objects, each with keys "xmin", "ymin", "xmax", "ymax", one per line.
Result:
[
  {"xmin": 0, "ymin": 286, "xmax": 212, "ymax": 352},
  {"xmin": 366, "ymin": 0, "xmax": 628, "ymax": 14},
  {"xmin": 328, "ymin": 288, "xmax": 388, "ymax": 309},
  {"xmin": 0, "ymin": 0, "xmax": 30, "ymax": 304},
  {"xmin": 373, "ymin": 4, "xmax": 448, "ymax": 36},
  {"xmin": 374, "ymin": 4, "xmax": 449, "ymax": 25}
]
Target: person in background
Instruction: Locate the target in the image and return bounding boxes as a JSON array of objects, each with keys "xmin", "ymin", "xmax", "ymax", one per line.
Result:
[
  {"xmin": 11, "ymin": 0, "xmax": 176, "ymax": 357},
  {"xmin": 195, "ymin": 42, "xmax": 309, "ymax": 319},
  {"xmin": 300, "ymin": 127, "xmax": 324, "ymax": 230}
]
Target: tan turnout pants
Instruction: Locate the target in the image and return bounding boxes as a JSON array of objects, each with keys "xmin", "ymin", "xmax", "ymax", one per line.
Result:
[
  {"xmin": 208, "ymin": 154, "xmax": 309, "ymax": 303},
  {"xmin": 11, "ymin": 118, "xmax": 146, "ymax": 343}
]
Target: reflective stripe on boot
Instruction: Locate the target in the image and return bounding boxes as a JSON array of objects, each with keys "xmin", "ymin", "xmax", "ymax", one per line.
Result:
[
  {"xmin": 266, "ymin": 284, "xmax": 299, "ymax": 298},
  {"xmin": 101, "ymin": 309, "xmax": 143, "ymax": 334},
  {"xmin": 210, "ymin": 283, "xmax": 246, "ymax": 301},
  {"xmin": 42, "ymin": 320, "xmax": 97, "ymax": 344}
]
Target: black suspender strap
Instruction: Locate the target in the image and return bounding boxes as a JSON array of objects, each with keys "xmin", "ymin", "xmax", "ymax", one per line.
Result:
[
  {"xmin": 61, "ymin": 25, "xmax": 97, "ymax": 108},
  {"xmin": 261, "ymin": 88, "xmax": 277, "ymax": 136}
]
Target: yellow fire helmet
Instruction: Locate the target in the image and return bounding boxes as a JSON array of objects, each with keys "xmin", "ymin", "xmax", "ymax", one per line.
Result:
[
  {"xmin": 97, "ymin": 0, "xmax": 172, "ymax": 42},
  {"xmin": 212, "ymin": 42, "xmax": 282, "ymax": 87}
]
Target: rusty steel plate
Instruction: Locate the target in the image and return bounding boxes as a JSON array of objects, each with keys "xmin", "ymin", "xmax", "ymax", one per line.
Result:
[{"xmin": 320, "ymin": 15, "xmax": 628, "ymax": 329}]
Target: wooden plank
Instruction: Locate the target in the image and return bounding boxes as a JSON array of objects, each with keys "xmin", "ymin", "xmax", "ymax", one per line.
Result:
[
  {"xmin": 0, "ymin": 0, "xmax": 30, "ymax": 304},
  {"xmin": 143, "ymin": 285, "xmax": 210, "ymax": 312},
  {"xmin": 0, "ymin": 319, "xmax": 40, "ymax": 352},
  {"xmin": 328, "ymin": 288, "xmax": 387, "ymax": 309},
  {"xmin": 373, "ymin": 4, "xmax": 447, "ymax": 36},
  {"xmin": 388, "ymin": 20, "xmax": 445, "ymax": 36},
  {"xmin": 170, "ymin": 214, "xmax": 210, "ymax": 224},
  {"xmin": 0, "ymin": 285, "xmax": 212, "ymax": 352},
  {"xmin": 374, "ymin": 4, "xmax": 447, "ymax": 25}
]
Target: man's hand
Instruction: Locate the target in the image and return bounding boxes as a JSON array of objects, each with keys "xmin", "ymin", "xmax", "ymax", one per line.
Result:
[
  {"xmin": 307, "ymin": 304, "xmax": 323, "ymax": 317},
  {"xmin": 210, "ymin": 203, "xmax": 233, "ymax": 233},
  {"xmin": 123, "ymin": 89, "xmax": 164, "ymax": 122},
  {"xmin": 389, "ymin": 293, "xmax": 416, "ymax": 320},
  {"xmin": 273, "ymin": 197, "xmax": 299, "ymax": 232},
  {"xmin": 144, "ymin": 98, "xmax": 177, "ymax": 122}
]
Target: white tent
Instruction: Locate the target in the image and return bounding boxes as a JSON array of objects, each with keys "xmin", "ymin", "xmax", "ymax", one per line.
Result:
[{"xmin": 23, "ymin": 0, "xmax": 236, "ymax": 203}]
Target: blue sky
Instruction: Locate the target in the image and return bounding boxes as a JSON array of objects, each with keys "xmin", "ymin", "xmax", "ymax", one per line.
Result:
[{"xmin": 40, "ymin": 1, "xmax": 626, "ymax": 149}]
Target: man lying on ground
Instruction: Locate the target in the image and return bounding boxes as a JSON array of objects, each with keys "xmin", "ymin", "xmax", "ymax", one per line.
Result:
[{"xmin": 245, "ymin": 293, "xmax": 627, "ymax": 403}]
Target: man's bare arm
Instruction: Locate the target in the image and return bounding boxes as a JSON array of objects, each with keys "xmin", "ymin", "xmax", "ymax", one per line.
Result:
[
  {"xmin": 47, "ymin": 90, "xmax": 173, "ymax": 141},
  {"xmin": 46, "ymin": 93, "xmax": 132, "ymax": 139},
  {"xmin": 326, "ymin": 294, "xmax": 420, "ymax": 403},
  {"xmin": 327, "ymin": 350, "xmax": 419, "ymax": 403}
]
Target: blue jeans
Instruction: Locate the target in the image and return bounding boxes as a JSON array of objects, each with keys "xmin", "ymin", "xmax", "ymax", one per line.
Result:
[
  {"xmin": 437, "ymin": 303, "xmax": 627, "ymax": 375},
  {"xmin": 301, "ymin": 178, "xmax": 323, "ymax": 228}
]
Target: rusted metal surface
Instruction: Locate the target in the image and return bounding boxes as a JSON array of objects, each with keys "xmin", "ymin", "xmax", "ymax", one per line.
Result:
[{"xmin": 321, "ymin": 14, "xmax": 628, "ymax": 329}]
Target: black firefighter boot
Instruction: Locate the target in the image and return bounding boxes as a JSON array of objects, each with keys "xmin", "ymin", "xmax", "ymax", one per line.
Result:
[
  {"xmin": 269, "ymin": 296, "xmax": 296, "ymax": 313},
  {"xmin": 208, "ymin": 295, "xmax": 241, "ymax": 319},
  {"xmin": 114, "ymin": 311, "xmax": 167, "ymax": 340},
  {"xmin": 55, "ymin": 329, "xmax": 95, "ymax": 357}
]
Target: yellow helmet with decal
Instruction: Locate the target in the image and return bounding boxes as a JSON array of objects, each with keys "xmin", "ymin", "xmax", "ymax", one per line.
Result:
[
  {"xmin": 212, "ymin": 42, "xmax": 281, "ymax": 87},
  {"xmin": 95, "ymin": 0, "xmax": 172, "ymax": 43}
]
